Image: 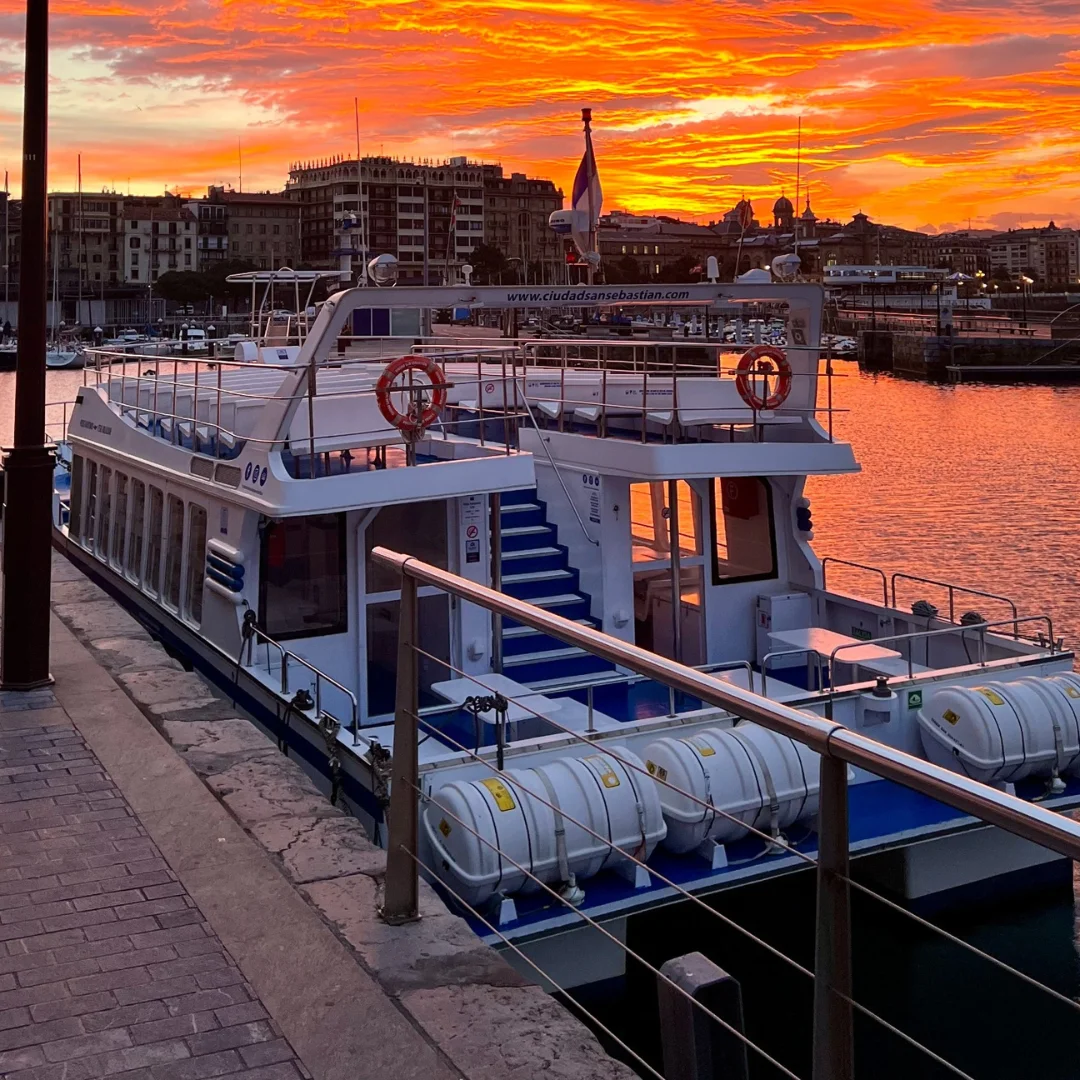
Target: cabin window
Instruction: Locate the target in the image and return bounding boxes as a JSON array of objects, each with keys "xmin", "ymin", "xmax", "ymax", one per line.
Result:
[
  {"xmin": 84, "ymin": 461, "xmax": 98, "ymax": 551},
  {"xmin": 363, "ymin": 501, "xmax": 448, "ymax": 593},
  {"xmin": 709, "ymin": 478, "xmax": 776, "ymax": 584},
  {"xmin": 145, "ymin": 486, "xmax": 164, "ymax": 598},
  {"xmin": 259, "ymin": 514, "xmax": 347, "ymax": 640},
  {"xmin": 111, "ymin": 473, "xmax": 128, "ymax": 568},
  {"xmin": 630, "ymin": 482, "xmax": 701, "ymax": 564},
  {"xmin": 185, "ymin": 504, "xmax": 207, "ymax": 625},
  {"xmin": 68, "ymin": 456, "xmax": 84, "ymax": 540},
  {"xmin": 163, "ymin": 495, "xmax": 185, "ymax": 610},
  {"xmin": 365, "ymin": 595, "xmax": 450, "ymax": 717},
  {"xmin": 95, "ymin": 467, "xmax": 112, "ymax": 558},
  {"xmin": 127, "ymin": 479, "xmax": 146, "ymax": 582}
]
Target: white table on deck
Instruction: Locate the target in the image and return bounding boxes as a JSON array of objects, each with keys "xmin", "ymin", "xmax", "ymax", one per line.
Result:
[{"xmin": 768, "ymin": 628, "xmax": 901, "ymax": 688}]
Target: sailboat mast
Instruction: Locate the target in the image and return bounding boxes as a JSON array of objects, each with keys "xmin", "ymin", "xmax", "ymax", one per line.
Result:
[{"xmin": 77, "ymin": 153, "xmax": 83, "ymax": 329}]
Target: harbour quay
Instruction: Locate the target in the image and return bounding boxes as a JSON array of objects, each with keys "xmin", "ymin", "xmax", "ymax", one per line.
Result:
[{"xmin": 0, "ymin": 551, "xmax": 630, "ymax": 1080}]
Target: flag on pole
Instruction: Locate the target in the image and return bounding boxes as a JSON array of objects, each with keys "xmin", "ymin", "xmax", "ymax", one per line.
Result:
[{"xmin": 570, "ymin": 110, "xmax": 603, "ymax": 261}]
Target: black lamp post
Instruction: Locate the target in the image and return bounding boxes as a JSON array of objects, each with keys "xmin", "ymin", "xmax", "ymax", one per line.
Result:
[{"xmin": 1, "ymin": 0, "xmax": 55, "ymax": 687}]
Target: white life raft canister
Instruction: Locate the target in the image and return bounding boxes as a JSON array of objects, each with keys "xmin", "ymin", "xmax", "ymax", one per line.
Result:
[
  {"xmin": 643, "ymin": 722, "xmax": 821, "ymax": 854},
  {"xmin": 422, "ymin": 748, "xmax": 666, "ymax": 907},
  {"xmin": 917, "ymin": 674, "xmax": 1080, "ymax": 784}
]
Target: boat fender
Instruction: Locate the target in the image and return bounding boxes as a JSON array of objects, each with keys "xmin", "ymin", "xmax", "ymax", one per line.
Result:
[
  {"xmin": 375, "ymin": 355, "xmax": 448, "ymax": 437},
  {"xmin": 734, "ymin": 345, "xmax": 792, "ymax": 411}
]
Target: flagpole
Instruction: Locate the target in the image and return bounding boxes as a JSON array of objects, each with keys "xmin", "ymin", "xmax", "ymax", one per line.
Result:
[{"xmin": 583, "ymin": 108, "xmax": 596, "ymax": 285}]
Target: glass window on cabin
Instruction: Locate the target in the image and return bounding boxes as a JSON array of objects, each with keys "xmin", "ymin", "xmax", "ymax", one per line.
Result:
[
  {"xmin": 68, "ymin": 456, "xmax": 84, "ymax": 540},
  {"xmin": 710, "ymin": 478, "xmax": 777, "ymax": 584},
  {"xmin": 163, "ymin": 496, "xmax": 185, "ymax": 610},
  {"xmin": 145, "ymin": 487, "xmax": 164, "ymax": 598},
  {"xmin": 84, "ymin": 461, "xmax": 98, "ymax": 550},
  {"xmin": 111, "ymin": 474, "xmax": 128, "ymax": 567},
  {"xmin": 185, "ymin": 505, "xmax": 207, "ymax": 625},
  {"xmin": 630, "ymin": 481, "xmax": 701, "ymax": 564},
  {"xmin": 259, "ymin": 515, "xmax": 347, "ymax": 639},
  {"xmin": 363, "ymin": 501, "xmax": 448, "ymax": 594},
  {"xmin": 95, "ymin": 467, "xmax": 112, "ymax": 557},
  {"xmin": 127, "ymin": 479, "xmax": 146, "ymax": 582}
]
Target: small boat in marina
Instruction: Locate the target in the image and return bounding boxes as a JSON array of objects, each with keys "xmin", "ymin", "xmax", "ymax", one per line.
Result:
[
  {"xmin": 49, "ymin": 273, "xmax": 1080, "ymax": 986},
  {"xmin": 46, "ymin": 345, "xmax": 86, "ymax": 370}
]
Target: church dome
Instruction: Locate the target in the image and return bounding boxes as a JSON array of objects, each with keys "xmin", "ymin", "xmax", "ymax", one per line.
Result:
[{"xmin": 773, "ymin": 194, "xmax": 794, "ymax": 216}]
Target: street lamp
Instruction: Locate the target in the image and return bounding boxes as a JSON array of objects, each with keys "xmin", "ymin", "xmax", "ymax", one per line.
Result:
[{"xmin": 1020, "ymin": 275, "xmax": 1033, "ymax": 328}]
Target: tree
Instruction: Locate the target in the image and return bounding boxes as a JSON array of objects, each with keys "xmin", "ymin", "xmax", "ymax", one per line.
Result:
[
  {"xmin": 990, "ymin": 265, "xmax": 1013, "ymax": 282},
  {"xmin": 656, "ymin": 255, "xmax": 699, "ymax": 283},
  {"xmin": 605, "ymin": 255, "xmax": 642, "ymax": 284},
  {"xmin": 468, "ymin": 243, "xmax": 508, "ymax": 284},
  {"xmin": 154, "ymin": 271, "xmax": 209, "ymax": 305}
]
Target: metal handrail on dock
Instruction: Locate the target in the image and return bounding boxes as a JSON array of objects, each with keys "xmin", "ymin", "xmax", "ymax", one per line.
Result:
[{"xmin": 373, "ymin": 546, "xmax": 1080, "ymax": 1080}]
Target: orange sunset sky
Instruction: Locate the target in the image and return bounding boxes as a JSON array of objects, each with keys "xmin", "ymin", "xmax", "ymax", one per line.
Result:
[{"xmin": 4, "ymin": 0, "xmax": 1079, "ymax": 232}]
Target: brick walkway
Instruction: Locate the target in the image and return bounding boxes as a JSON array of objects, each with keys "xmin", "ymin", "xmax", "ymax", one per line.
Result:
[{"xmin": 0, "ymin": 689, "xmax": 310, "ymax": 1080}]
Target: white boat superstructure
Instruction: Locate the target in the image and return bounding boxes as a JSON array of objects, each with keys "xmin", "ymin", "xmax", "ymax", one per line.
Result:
[{"xmin": 51, "ymin": 279, "xmax": 1078, "ymax": 978}]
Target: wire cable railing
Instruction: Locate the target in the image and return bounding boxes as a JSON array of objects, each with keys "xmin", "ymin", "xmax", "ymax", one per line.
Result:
[{"xmin": 371, "ymin": 546, "xmax": 1080, "ymax": 1080}]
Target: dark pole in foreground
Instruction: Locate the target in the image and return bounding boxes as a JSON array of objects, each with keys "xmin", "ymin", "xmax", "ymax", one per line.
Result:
[{"xmin": 1, "ymin": 0, "xmax": 55, "ymax": 689}]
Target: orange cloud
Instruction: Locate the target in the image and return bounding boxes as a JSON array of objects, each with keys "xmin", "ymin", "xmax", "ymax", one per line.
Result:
[{"xmin": 0, "ymin": 0, "xmax": 1074, "ymax": 229}]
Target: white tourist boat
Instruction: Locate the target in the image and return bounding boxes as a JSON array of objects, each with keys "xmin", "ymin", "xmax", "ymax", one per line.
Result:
[{"xmin": 49, "ymin": 275, "xmax": 1080, "ymax": 983}]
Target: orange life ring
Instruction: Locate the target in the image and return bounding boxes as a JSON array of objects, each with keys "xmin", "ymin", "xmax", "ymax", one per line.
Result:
[
  {"xmin": 734, "ymin": 345, "xmax": 792, "ymax": 411},
  {"xmin": 375, "ymin": 356, "xmax": 448, "ymax": 436}
]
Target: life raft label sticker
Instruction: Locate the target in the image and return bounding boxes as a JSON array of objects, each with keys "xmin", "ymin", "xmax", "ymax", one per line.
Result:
[
  {"xmin": 682, "ymin": 736, "xmax": 715, "ymax": 757},
  {"xmin": 646, "ymin": 760, "xmax": 668, "ymax": 782},
  {"xmin": 942, "ymin": 708, "xmax": 960, "ymax": 725},
  {"xmin": 976, "ymin": 688, "xmax": 1005, "ymax": 706},
  {"xmin": 585, "ymin": 756, "xmax": 621, "ymax": 788},
  {"xmin": 480, "ymin": 778, "xmax": 516, "ymax": 811},
  {"xmin": 1066, "ymin": 686, "xmax": 1080, "ymax": 700},
  {"xmin": 438, "ymin": 818, "xmax": 452, "ymax": 838}
]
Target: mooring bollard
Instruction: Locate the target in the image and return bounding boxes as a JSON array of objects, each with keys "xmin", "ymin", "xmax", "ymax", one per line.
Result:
[{"xmin": 658, "ymin": 951, "xmax": 748, "ymax": 1080}]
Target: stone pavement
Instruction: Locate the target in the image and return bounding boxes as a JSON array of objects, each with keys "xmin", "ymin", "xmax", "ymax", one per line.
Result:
[{"xmin": 0, "ymin": 688, "xmax": 308, "ymax": 1080}]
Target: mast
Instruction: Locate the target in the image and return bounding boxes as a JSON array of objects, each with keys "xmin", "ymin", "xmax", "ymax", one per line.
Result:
[
  {"xmin": 793, "ymin": 116, "xmax": 802, "ymax": 254},
  {"xmin": 583, "ymin": 108, "xmax": 596, "ymax": 285},
  {"xmin": 3, "ymin": 170, "xmax": 8, "ymax": 322},
  {"xmin": 76, "ymin": 153, "xmax": 82, "ymax": 328},
  {"xmin": 354, "ymin": 98, "xmax": 367, "ymax": 284}
]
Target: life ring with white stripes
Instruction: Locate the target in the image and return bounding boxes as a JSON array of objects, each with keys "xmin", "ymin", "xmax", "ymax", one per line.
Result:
[
  {"xmin": 734, "ymin": 345, "xmax": 792, "ymax": 411},
  {"xmin": 375, "ymin": 356, "xmax": 448, "ymax": 436}
]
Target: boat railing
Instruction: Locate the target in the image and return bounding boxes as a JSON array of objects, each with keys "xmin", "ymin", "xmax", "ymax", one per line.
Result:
[
  {"xmin": 241, "ymin": 616, "xmax": 359, "ymax": 740},
  {"xmin": 373, "ymin": 546, "xmax": 1080, "ymax": 1080},
  {"xmin": 820, "ymin": 556, "xmax": 889, "ymax": 606},
  {"xmin": 761, "ymin": 614, "xmax": 1061, "ymax": 708},
  {"xmin": 890, "ymin": 571, "xmax": 1019, "ymax": 627}
]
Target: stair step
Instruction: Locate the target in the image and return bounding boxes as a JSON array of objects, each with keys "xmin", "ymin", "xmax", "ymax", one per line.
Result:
[
  {"xmin": 502, "ymin": 569, "xmax": 572, "ymax": 584},
  {"xmin": 500, "ymin": 502, "xmax": 542, "ymax": 515},
  {"xmin": 504, "ymin": 646, "xmax": 593, "ymax": 666},
  {"xmin": 503, "ymin": 618, "xmax": 594, "ymax": 637},
  {"xmin": 501, "ymin": 546, "xmax": 561, "ymax": 560},
  {"xmin": 502, "ymin": 525, "xmax": 551, "ymax": 537}
]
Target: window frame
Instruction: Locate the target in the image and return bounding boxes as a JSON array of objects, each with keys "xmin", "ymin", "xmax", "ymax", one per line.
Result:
[
  {"xmin": 162, "ymin": 494, "xmax": 186, "ymax": 612},
  {"xmin": 257, "ymin": 513, "xmax": 348, "ymax": 642},
  {"xmin": 144, "ymin": 486, "xmax": 165, "ymax": 599},
  {"xmin": 707, "ymin": 476, "xmax": 779, "ymax": 586},
  {"xmin": 184, "ymin": 503, "xmax": 207, "ymax": 627},
  {"xmin": 126, "ymin": 478, "xmax": 147, "ymax": 585}
]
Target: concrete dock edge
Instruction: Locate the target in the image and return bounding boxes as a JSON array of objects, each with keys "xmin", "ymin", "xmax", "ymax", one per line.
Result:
[{"xmin": 48, "ymin": 552, "xmax": 635, "ymax": 1080}]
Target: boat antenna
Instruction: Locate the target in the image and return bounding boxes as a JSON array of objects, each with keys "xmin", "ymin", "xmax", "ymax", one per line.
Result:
[
  {"xmin": 355, "ymin": 97, "xmax": 367, "ymax": 283},
  {"xmin": 794, "ymin": 115, "xmax": 801, "ymax": 254}
]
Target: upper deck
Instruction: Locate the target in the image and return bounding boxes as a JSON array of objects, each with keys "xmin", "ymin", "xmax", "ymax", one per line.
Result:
[{"xmin": 60, "ymin": 280, "xmax": 855, "ymax": 516}]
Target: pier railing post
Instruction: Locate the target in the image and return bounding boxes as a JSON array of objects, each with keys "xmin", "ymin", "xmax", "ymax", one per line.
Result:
[
  {"xmin": 380, "ymin": 570, "xmax": 420, "ymax": 924},
  {"xmin": 812, "ymin": 752, "xmax": 854, "ymax": 1080}
]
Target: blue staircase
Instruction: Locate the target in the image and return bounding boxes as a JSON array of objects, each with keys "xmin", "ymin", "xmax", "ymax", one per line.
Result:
[{"xmin": 498, "ymin": 488, "xmax": 615, "ymax": 686}]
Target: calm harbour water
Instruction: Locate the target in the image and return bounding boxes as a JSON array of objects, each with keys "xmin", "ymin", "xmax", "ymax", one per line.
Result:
[{"xmin": 10, "ymin": 365, "xmax": 1080, "ymax": 1076}]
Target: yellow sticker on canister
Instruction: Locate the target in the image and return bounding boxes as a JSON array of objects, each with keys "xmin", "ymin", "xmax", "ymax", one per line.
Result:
[
  {"xmin": 942, "ymin": 708, "xmax": 960, "ymax": 726},
  {"xmin": 1066, "ymin": 687, "xmax": 1080, "ymax": 700},
  {"xmin": 479, "ymin": 778, "xmax": 516, "ymax": 811},
  {"xmin": 585, "ymin": 756, "xmax": 621, "ymax": 789},
  {"xmin": 438, "ymin": 818, "xmax": 452, "ymax": 838},
  {"xmin": 976, "ymin": 687, "xmax": 1005, "ymax": 706},
  {"xmin": 682, "ymin": 736, "xmax": 715, "ymax": 758}
]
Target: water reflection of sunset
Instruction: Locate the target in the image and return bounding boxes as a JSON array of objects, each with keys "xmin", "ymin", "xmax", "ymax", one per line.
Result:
[
  {"xmin": 809, "ymin": 370, "xmax": 1080, "ymax": 657},
  {"xmin": 2, "ymin": 0, "xmax": 1076, "ymax": 229}
]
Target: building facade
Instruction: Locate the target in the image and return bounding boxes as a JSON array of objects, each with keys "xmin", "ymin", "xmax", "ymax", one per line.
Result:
[
  {"xmin": 286, "ymin": 155, "xmax": 561, "ymax": 284},
  {"xmin": 482, "ymin": 167, "xmax": 563, "ymax": 282},
  {"xmin": 123, "ymin": 207, "xmax": 197, "ymax": 285},
  {"xmin": 215, "ymin": 189, "xmax": 300, "ymax": 270},
  {"xmin": 987, "ymin": 224, "xmax": 1080, "ymax": 284},
  {"xmin": 47, "ymin": 192, "xmax": 125, "ymax": 295}
]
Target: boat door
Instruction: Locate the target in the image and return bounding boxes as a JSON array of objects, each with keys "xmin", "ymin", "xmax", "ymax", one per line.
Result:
[
  {"xmin": 629, "ymin": 480, "xmax": 706, "ymax": 665},
  {"xmin": 358, "ymin": 500, "xmax": 454, "ymax": 720}
]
